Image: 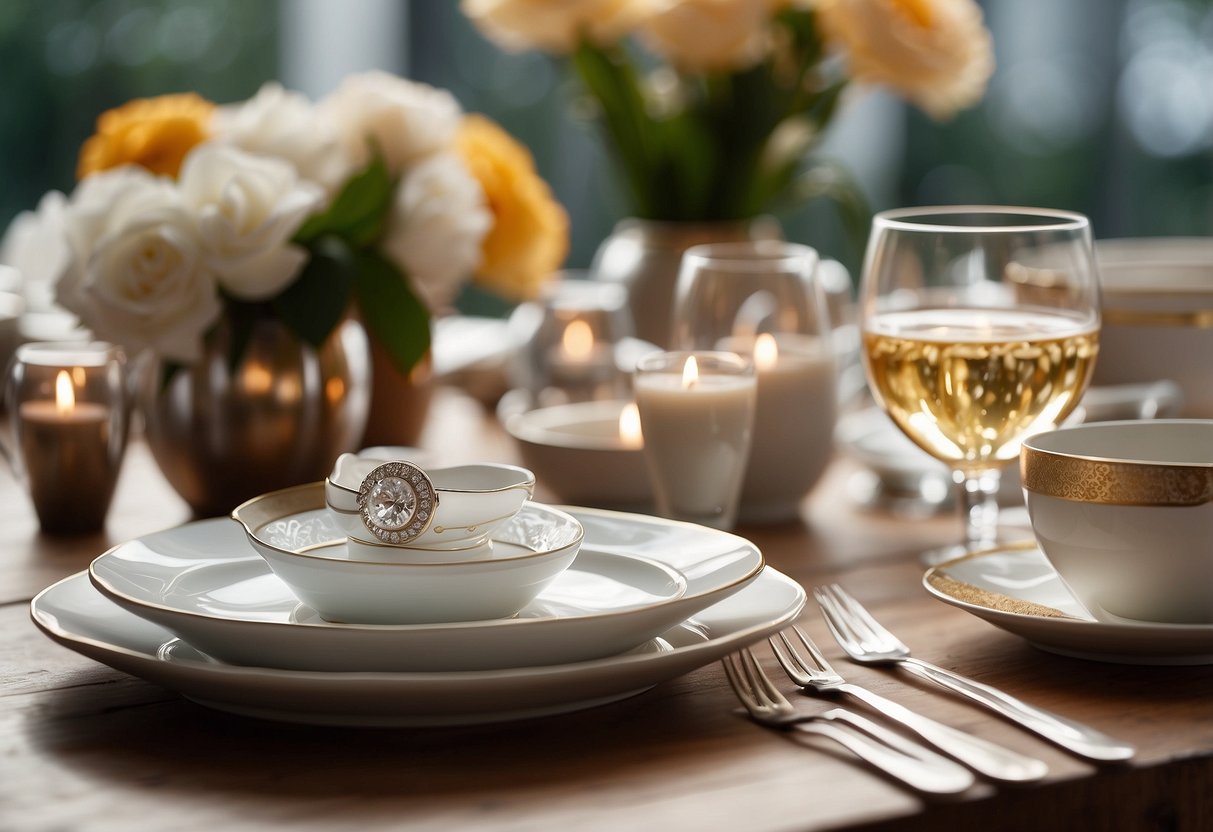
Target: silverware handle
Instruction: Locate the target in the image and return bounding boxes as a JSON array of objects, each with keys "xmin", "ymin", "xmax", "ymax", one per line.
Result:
[
  {"xmin": 900, "ymin": 658, "xmax": 1135, "ymax": 762},
  {"xmin": 804, "ymin": 711, "xmax": 975, "ymax": 795},
  {"xmin": 838, "ymin": 682, "xmax": 1048, "ymax": 782}
]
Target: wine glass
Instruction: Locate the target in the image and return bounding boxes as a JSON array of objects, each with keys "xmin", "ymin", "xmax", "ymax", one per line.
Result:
[{"xmin": 858, "ymin": 206, "xmax": 1101, "ymax": 562}]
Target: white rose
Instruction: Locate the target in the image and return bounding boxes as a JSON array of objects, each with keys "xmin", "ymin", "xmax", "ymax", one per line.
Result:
[
  {"xmin": 462, "ymin": 0, "xmax": 649, "ymax": 53},
  {"xmin": 638, "ymin": 0, "xmax": 778, "ymax": 73},
  {"xmin": 381, "ymin": 153, "xmax": 491, "ymax": 311},
  {"xmin": 0, "ymin": 191, "xmax": 72, "ymax": 302},
  {"xmin": 318, "ymin": 71, "xmax": 462, "ymax": 176},
  {"xmin": 57, "ymin": 167, "xmax": 221, "ymax": 364},
  {"xmin": 213, "ymin": 81, "xmax": 353, "ymax": 194},
  {"xmin": 178, "ymin": 143, "xmax": 324, "ymax": 302}
]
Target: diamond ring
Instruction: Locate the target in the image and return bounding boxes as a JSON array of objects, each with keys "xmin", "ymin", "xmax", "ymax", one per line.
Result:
[{"xmin": 356, "ymin": 461, "xmax": 438, "ymax": 544}]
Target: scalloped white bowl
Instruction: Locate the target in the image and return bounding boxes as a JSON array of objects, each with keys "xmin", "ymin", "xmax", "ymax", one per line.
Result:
[{"xmin": 233, "ymin": 484, "xmax": 583, "ymax": 624}]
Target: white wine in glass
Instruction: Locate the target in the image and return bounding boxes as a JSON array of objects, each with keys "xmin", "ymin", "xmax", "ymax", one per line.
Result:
[{"xmin": 859, "ymin": 207, "xmax": 1100, "ymax": 560}]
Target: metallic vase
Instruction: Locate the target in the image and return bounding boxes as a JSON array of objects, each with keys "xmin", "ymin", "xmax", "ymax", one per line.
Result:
[{"xmin": 139, "ymin": 317, "xmax": 371, "ymax": 517}]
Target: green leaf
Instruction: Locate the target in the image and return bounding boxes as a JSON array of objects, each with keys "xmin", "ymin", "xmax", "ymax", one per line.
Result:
[
  {"xmin": 293, "ymin": 155, "xmax": 393, "ymax": 248},
  {"xmin": 353, "ymin": 248, "xmax": 430, "ymax": 374},
  {"xmin": 271, "ymin": 236, "xmax": 356, "ymax": 349}
]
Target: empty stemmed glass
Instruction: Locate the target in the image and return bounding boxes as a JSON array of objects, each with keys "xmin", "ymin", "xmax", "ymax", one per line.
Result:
[{"xmin": 858, "ymin": 206, "xmax": 1101, "ymax": 562}]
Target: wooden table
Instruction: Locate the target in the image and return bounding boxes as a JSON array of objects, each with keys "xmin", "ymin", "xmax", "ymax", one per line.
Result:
[{"xmin": 3, "ymin": 389, "xmax": 1211, "ymax": 831}]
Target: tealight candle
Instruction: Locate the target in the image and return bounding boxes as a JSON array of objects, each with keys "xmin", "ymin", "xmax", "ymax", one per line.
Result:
[
  {"xmin": 8, "ymin": 342, "xmax": 128, "ymax": 534},
  {"xmin": 634, "ymin": 351, "xmax": 756, "ymax": 530}
]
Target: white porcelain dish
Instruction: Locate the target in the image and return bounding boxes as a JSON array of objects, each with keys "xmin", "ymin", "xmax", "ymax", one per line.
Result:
[
  {"xmin": 35, "ymin": 566, "xmax": 804, "ymax": 726},
  {"xmin": 233, "ymin": 486, "xmax": 581, "ymax": 624},
  {"xmin": 1094, "ymin": 237, "xmax": 1213, "ymax": 417},
  {"xmin": 325, "ymin": 454, "xmax": 535, "ymax": 550},
  {"xmin": 90, "ymin": 502, "xmax": 765, "ymax": 672},
  {"xmin": 923, "ymin": 543, "xmax": 1213, "ymax": 665}
]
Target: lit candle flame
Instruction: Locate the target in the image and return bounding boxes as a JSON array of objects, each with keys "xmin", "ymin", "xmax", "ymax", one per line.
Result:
[
  {"xmin": 618, "ymin": 402, "xmax": 643, "ymax": 449},
  {"xmin": 54, "ymin": 370, "xmax": 75, "ymax": 415},
  {"xmin": 681, "ymin": 355, "xmax": 699, "ymax": 390},
  {"xmin": 562, "ymin": 319, "xmax": 595, "ymax": 360},
  {"xmin": 754, "ymin": 333, "xmax": 779, "ymax": 371}
]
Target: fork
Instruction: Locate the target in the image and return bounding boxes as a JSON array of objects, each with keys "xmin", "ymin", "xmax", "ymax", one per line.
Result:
[
  {"xmin": 815, "ymin": 584, "xmax": 1136, "ymax": 762},
  {"xmin": 721, "ymin": 649, "xmax": 975, "ymax": 795},
  {"xmin": 769, "ymin": 626, "xmax": 1048, "ymax": 782}
]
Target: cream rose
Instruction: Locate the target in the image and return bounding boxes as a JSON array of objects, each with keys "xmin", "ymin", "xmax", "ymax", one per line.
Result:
[
  {"xmin": 177, "ymin": 144, "xmax": 324, "ymax": 302},
  {"xmin": 213, "ymin": 81, "xmax": 353, "ymax": 194},
  {"xmin": 462, "ymin": 0, "xmax": 649, "ymax": 53},
  {"xmin": 57, "ymin": 167, "xmax": 221, "ymax": 363},
  {"xmin": 813, "ymin": 0, "xmax": 993, "ymax": 119},
  {"xmin": 638, "ymin": 0, "xmax": 778, "ymax": 73},
  {"xmin": 319, "ymin": 71, "xmax": 462, "ymax": 176},
  {"xmin": 381, "ymin": 153, "xmax": 491, "ymax": 311}
]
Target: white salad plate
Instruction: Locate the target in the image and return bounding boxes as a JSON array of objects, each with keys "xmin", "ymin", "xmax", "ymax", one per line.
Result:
[
  {"xmin": 33, "ymin": 566, "xmax": 804, "ymax": 726},
  {"xmin": 924, "ymin": 543, "xmax": 1213, "ymax": 665},
  {"xmin": 88, "ymin": 505, "xmax": 765, "ymax": 673}
]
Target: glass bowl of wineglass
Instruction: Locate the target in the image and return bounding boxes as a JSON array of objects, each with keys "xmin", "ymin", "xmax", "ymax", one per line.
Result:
[{"xmin": 858, "ymin": 206, "xmax": 1101, "ymax": 562}]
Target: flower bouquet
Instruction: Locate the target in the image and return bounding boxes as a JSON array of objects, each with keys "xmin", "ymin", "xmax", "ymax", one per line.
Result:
[
  {"xmin": 1, "ymin": 72, "xmax": 568, "ymax": 513},
  {"xmin": 464, "ymin": 0, "xmax": 994, "ymax": 223}
]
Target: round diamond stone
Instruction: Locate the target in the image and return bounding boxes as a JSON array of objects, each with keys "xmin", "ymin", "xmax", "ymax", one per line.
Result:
[{"xmin": 367, "ymin": 476, "xmax": 417, "ymax": 531}]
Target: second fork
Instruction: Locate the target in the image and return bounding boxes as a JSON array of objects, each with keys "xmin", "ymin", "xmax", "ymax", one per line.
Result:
[{"xmin": 770, "ymin": 626, "xmax": 1048, "ymax": 783}]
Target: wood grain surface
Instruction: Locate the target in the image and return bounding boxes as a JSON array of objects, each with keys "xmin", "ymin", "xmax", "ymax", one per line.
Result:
[{"xmin": 2, "ymin": 389, "xmax": 1211, "ymax": 832}]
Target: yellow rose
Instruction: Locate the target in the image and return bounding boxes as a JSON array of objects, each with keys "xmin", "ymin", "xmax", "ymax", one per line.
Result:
[
  {"xmin": 456, "ymin": 115, "xmax": 568, "ymax": 301},
  {"xmin": 77, "ymin": 93, "xmax": 216, "ymax": 180},
  {"xmin": 813, "ymin": 0, "xmax": 993, "ymax": 119},
  {"xmin": 461, "ymin": 0, "xmax": 648, "ymax": 53},
  {"xmin": 639, "ymin": 0, "xmax": 782, "ymax": 74}
]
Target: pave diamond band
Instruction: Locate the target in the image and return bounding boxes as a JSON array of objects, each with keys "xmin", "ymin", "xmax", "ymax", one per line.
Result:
[{"xmin": 356, "ymin": 461, "xmax": 438, "ymax": 544}]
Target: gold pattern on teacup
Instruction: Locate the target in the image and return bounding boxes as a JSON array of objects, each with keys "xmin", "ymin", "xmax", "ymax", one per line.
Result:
[{"xmin": 1021, "ymin": 449, "xmax": 1213, "ymax": 506}]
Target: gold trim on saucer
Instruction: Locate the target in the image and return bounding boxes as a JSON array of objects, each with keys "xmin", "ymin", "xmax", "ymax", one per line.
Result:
[
  {"xmin": 1021, "ymin": 447, "xmax": 1213, "ymax": 506},
  {"xmin": 924, "ymin": 540, "xmax": 1078, "ymax": 620}
]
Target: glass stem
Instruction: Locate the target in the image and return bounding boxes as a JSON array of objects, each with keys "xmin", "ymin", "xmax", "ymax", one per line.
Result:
[{"xmin": 955, "ymin": 468, "xmax": 1002, "ymax": 552}]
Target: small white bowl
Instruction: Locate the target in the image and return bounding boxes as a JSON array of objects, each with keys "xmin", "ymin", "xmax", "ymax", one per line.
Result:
[
  {"xmin": 325, "ymin": 453, "xmax": 535, "ymax": 550},
  {"xmin": 233, "ymin": 484, "xmax": 583, "ymax": 624},
  {"xmin": 504, "ymin": 399, "xmax": 652, "ymax": 510},
  {"xmin": 1021, "ymin": 420, "xmax": 1213, "ymax": 624}
]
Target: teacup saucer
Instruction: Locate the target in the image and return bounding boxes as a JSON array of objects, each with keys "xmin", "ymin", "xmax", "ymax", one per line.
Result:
[{"xmin": 924, "ymin": 542, "xmax": 1213, "ymax": 665}]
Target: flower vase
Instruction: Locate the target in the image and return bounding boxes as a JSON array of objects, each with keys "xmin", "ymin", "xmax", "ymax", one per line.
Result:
[
  {"xmin": 361, "ymin": 335, "xmax": 435, "ymax": 449},
  {"xmin": 591, "ymin": 217, "xmax": 782, "ymax": 348},
  {"xmin": 138, "ymin": 317, "xmax": 371, "ymax": 517}
]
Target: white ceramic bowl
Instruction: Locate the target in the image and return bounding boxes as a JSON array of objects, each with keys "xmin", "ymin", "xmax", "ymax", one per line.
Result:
[
  {"xmin": 1095, "ymin": 238, "xmax": 1213, "ymax": 417},
  {"xmin": 504, "ymin": 399, "xmax": 652, "ymax": 510},
  {"xmin": 234, "ymin": 484, "xmax": 583, "ymax": 624},
  {"xmin": 1021, "ymin": 420, "xmax": 1213, "ymax": 624},
  {"xmin": 325, "ymin": 453, "xmax": 535, "ymax": 550}
]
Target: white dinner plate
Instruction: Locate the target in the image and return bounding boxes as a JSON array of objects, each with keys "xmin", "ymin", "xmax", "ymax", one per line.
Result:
[
  {"xmin": 33, "ymin": 567, "xmax": 805, "ymax": 726},
  {"xmin": 924, "ymin": 543, "xmax": 1213, "ymax": 665},
  {"xmin": 89, "ymin": 505, "xmax": 765, "ymax": 672}
]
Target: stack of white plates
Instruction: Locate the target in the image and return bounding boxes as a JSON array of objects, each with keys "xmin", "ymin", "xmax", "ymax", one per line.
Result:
[{"xmin": 32, "ymin": 494, "xmax": 805, "ymax": 727}]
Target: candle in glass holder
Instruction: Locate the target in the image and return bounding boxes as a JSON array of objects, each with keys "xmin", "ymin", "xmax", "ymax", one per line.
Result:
[
  {"xmin": 720, "ymin": 332, "xmax": 837, "ymax": 522},
  {"xmin": 634, "ymin": 351, "xmax": 756, "ymax": 530},
  {"xmin": 9, "ymin": 343, "xmax": 127, "ymax": 534}
]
